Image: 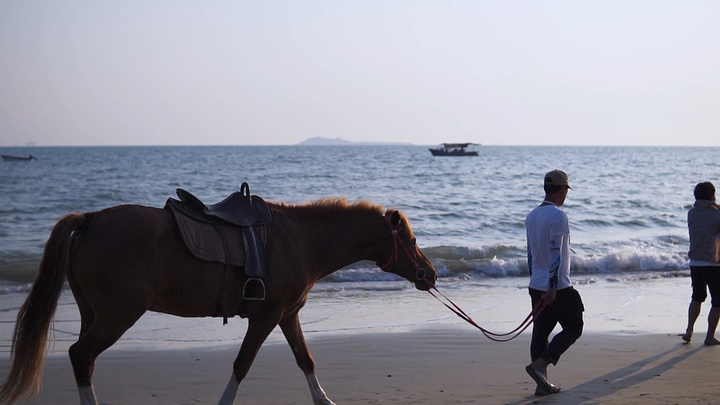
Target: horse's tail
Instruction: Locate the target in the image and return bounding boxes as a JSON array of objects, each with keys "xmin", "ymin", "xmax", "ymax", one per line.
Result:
[{"xmin": 0, "ymin": 213, "xmax": 86, "ymax": 404}]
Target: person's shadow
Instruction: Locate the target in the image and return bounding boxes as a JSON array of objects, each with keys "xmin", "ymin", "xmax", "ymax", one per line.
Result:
[{"xmin": 505, "ymin": 342, "xmax": 705, "ymax": 404}]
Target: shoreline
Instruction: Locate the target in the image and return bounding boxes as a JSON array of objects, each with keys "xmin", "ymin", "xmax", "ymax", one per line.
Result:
[
  {"xmin": 1, "ymin": 274, "xmax": 699, "ymax": 347},
  {"xmin": 1, "ymin": 328, "xmax": 716, "ymax": 404}
]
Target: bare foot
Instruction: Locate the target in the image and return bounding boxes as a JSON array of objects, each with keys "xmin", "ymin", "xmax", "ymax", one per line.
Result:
[
  {"xmin": 681, "ymin": 332, "xmax": 692, "ymax": 342},
  {"xmin": 704, "ymin": 338, "xmax": 720, "ymax": 346}
]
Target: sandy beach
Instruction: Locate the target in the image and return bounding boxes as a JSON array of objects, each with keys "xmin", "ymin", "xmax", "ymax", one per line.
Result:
[
  {"xmin": 1, "ymin": 275, "xmax": 719, "ymax": 404},
  {"xmin": 1, "ymin": 329, "xmax": 715, "ymax": 405}
]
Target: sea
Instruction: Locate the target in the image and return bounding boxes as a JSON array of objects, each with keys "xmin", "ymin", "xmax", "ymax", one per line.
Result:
[{"xmin": 0, "ymin": 145, "xmax": 716, "ymax": 348}]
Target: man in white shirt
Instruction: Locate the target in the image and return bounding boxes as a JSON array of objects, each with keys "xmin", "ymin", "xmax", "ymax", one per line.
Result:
[{"xmin": 524, "ymin": 170, "xmax": 584, "ymax": 396}]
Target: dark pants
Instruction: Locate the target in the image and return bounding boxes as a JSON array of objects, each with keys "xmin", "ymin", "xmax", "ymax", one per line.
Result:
[
  {"xmin": 529, "ymin": 287, "xmax": 584, "ymax": 365},
  {"xmin": 690, "ymin": 266, "xmax": 720, "ymax": 306}
]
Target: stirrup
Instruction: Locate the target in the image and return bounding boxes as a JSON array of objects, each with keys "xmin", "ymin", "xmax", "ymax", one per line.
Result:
[{"xmin": 243, "ymin": 278, "xmax": 265, "ymax": 301}]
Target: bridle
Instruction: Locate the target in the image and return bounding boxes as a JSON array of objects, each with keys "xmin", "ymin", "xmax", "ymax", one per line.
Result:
[
  {"xmin": 377, "ymin": 212, "xmax": 428, "ymax": 283},
  {"xmin": 377, "ymin": 212, "xmax": 544, "ymax": 342}
]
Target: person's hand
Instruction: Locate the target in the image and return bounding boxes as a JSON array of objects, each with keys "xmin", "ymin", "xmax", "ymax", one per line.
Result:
[{"xmin": 542, "ymin": 288, "xmax": 556, "ymax": 305}]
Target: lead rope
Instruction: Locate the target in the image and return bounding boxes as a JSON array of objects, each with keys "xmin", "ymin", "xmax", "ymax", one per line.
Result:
[
  {"xmin": 423, "ymin": 280, "xmax": 545, "ymax": 342},
  {"xmin": 380, "ymin": 213, "xmax": 543, "ymax": 342}
]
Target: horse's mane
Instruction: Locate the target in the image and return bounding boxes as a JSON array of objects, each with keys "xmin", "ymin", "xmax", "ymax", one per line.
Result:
[
  {"xmin": 273, "ymin": 197, "xmax": 383, "ymax": 215},
  {"xmin": 306, "ymin": 197, "xmax": 386, "ymax": 214},
  {"xmin": 270, "ymin": 197, "xmax": 410, "ymax": 224}
]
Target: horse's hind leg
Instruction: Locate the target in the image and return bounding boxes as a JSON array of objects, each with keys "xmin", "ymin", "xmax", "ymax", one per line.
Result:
[
  {"xmin": 279, "ymin": 312, "xmax": 335, "ymax": 405},
  {"xmin": 67, "ymin": 293, "xmax": 149, "ymax": 405},
  {"xmin": 67, "ymin": 271, "xmax": 98, "ymax": 404}
]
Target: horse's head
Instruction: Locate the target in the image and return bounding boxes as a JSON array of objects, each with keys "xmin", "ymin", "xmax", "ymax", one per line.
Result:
[{"xmin": 377, "ymin": 210, "xmax": 437, "ymax": 291}]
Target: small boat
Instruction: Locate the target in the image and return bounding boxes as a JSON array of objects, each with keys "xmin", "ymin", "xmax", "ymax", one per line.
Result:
[
  {"xmin": 1, "ymin": 154, "xmax": 36, "ymax": 161},
  {"xmin": 429, "ymin": 143, "xmax": 480, "ymax": 156}
]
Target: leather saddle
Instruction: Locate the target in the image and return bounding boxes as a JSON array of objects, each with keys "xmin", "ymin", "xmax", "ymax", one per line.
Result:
[
  {"xmin": 164, "ymin": 182, "xmax": 271, "ymax": 303},
  {"xmin": 176, "ymin": 182, "xmax": 271, "ymax": 227}
]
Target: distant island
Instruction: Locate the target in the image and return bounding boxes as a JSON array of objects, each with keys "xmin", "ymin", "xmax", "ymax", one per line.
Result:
[{"xmin": 297, "ymin": 137, "xmax": 413, "ymax": 146}]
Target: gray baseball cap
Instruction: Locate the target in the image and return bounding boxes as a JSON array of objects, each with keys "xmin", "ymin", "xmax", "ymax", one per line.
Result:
[{"xmin": 544, "ymin": 169, "xmax": 572, "ymax": 189}]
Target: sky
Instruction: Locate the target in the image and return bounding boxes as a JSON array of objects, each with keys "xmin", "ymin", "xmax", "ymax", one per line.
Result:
[{"xmin": 1, "ymin": 1, "xmax": 719, "ymax": 147}]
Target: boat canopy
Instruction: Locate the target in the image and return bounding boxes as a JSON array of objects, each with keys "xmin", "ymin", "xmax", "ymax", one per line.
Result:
[{"xmin": 439, "ymin": 143, "xmax": 479, "ymax": 148}]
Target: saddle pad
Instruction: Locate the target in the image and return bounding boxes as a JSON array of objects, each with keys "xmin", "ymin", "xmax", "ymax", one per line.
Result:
[{"xmin": 165, "ymin": 199, "xmax": 266, "ymax": 266}]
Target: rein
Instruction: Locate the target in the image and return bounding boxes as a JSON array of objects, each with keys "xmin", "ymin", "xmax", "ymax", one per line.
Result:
[
  {"xmin": 379, "ymin": 212, "xmax": 544, "ymax": 342},
  {"xmin": 426, "ymin": 287, "xmax": 545, "ymax": 342}
]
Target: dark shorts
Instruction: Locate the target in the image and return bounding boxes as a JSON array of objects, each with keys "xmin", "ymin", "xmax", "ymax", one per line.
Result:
[{"xmin": 690, "ymin": 266, "xmax": 720, "ymax": 306}]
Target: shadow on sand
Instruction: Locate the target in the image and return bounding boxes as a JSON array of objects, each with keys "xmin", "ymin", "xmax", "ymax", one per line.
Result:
[{"xmin": 506, "ymin": 342, "xmax": 705, "ymax": 405}]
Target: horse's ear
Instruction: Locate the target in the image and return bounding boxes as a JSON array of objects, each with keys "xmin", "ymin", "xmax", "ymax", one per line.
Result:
[{"xmin": 390, "ymin": 210, "xmax": 402, "ymax": 227}]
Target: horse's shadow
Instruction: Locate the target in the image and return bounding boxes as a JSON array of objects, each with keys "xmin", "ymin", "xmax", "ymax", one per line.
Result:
[{"xmin": 506, "ymin": 342, "xmax": 705, "ymax": 405}]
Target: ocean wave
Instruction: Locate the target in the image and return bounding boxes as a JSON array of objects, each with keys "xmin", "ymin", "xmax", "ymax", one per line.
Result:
[
  {"xmin": 0, "ymin": 242, "xmax": 690, "ymax": 293},
  {"xmin": 578, "ymin": 218, "xmax": 613, "ymax": 227},
  {"xmin": 573, "ymin": 247, "xmax": 686, "ymax": 273},
  {"xmin": 308, "ymin": 243, "xmax": 689, "ymax": 286},
  {"xmin": 616, "ymin": 218, "xmax": 650, "ymax": 228}
]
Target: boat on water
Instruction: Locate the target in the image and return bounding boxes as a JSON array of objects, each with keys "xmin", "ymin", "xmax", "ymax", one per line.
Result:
[
  {"xmin": 1, "ymin": 154, "xmax": 36, "ymax": 161},
  {"xmin": 429, "ymin": 143, "xmax": 479, "ymax": 156}
]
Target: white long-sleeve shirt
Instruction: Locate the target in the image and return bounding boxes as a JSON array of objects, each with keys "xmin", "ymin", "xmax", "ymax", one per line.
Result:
[{"xmin": 526, "ymin": 201, "xmax": 572, "ymax": 291}]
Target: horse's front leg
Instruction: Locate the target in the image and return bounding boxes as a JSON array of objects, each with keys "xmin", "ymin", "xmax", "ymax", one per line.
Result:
[
  {"xmin": 218, "ymin": 313, "xmax": 282, "ymax": 405},
  {"xmin": 279, "ymin": 311, "xmax": 336, "ymax": 405}
]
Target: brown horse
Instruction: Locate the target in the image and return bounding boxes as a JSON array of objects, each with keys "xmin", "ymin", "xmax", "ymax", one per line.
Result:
[{"xmin": 0, "ymin": 197, "xmax": 437, "ymax": 405}]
